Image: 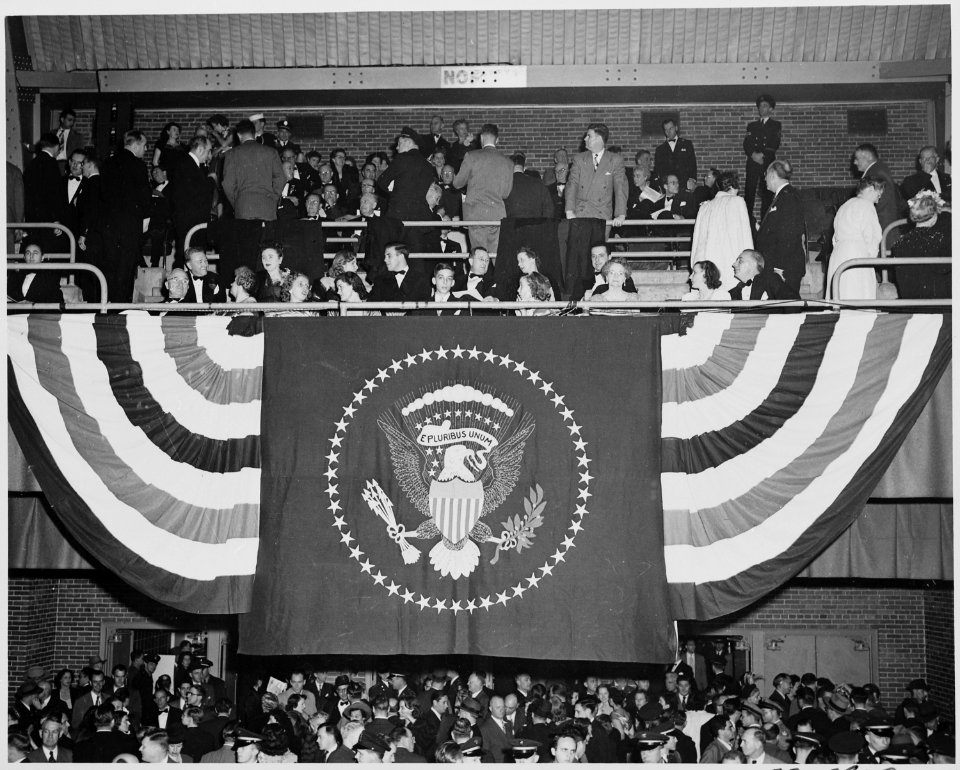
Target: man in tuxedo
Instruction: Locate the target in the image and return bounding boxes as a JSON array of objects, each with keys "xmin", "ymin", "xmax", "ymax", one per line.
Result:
[
  {"xmin": 331, "ymin": 147, "xmax": 361, "ymax": 207},
  {"xmin": 73, "ymin": 705, "xmax": 138, "ymax": 762},
  {"xmin": 141, "ymin": 687, "xmax": 182, "ymax": 729},
  {"xmin": 182, "ymin": 247, "xmax": 226, "ymax": 303},
  {"xmin": 902, "ymin": 145, "xmax": 951, "ymax": 203},
  {"xmin": 654, "ymin": 118, "xmax": 698, "ymax": 191},
  {"xmin": 438, "ymin": 165, "xmax": 463, "ymax": 220},
  {"xmin": 368, "ymin": 242, "xmax": 430, "ymax": 306},
  {"xmin": 277, "ymin": 160, "xmax": 307, "ymax": 221},
  {"xmin": 27, "ymin": 715, "xmax": 73, "ymax": 763},
  {"xmin": 166, "ymin": 134, "xmax": 214, "ymax": 266},
  {"xmin": 453, "ymin": 123, "xmax": 515, "ymax": 255},
  {"xmin": 569, "ymin": 244, "xmax": 637, "ymax": 301},
  {"xmin": 755, "ymin": 159, "xmax": 807, "ymax": 293},
  {"xmin": 99, "ymin": 130, "xmax": 152, "ymax": 303},
  {"xmin": 729, "ymin": 248, "xmax": 800, "ymax": 301},
  {"xmin": 854, "ymin": 143, "xmax": 906, "ymax": 245},
  {"xmin": 652, "ymin": 173, "xmax": 697, "ymax": 220},
  {"xmin": 563, "ymin": 123, "xmax": 628, "ymax": 296},
  {"xmin": 420, "ymin": 114, "xmax": 451, "ymax": 158},
  {"xmin": 61, "ymin": 149, "xmax": 87, "ymax": 241},
  {"xmin": 378, "ymin": 127, "xmax": 439, "ymax": 254},
  {"xmin": 222, "ymin": 118, "xmax": 285, "ymax": 223},
  {"xmin": 24, "ymin": 133, "xmax": 66, "ymax": 252},
  {"xmin": 744, "ymin": 94, "xmax": 783, "ymax": 226},
  {"xmin": 453, "ymin": 246, "xmax": 495, "ymax": 298},
  {"xmin": 416, "ymin": 691, "xmax": 455, "ymax": 759},
  {"xmin": 438, "ymin": 228, "xmax": 463, "ymax": 255}
]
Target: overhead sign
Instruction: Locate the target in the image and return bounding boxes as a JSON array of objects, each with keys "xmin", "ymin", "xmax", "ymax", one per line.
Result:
[{"xmin": 440, "ymin": 66, "xmax": 527, "ymax": 88}]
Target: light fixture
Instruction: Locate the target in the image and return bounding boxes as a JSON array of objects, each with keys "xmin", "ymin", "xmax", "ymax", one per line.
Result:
[
  {"xmin": 853, "ymin": 639, "xmax": 869, "ymax": 652},
  {"xmin": 766, "ymin": 638, "xmax": 784, "ymax": 651},
  {"xmin": 108, "ymin": 631, "xmax": 122, "ymax": 644},
  {"xmin": 734, "ymin": 637, "xmax": 751, "ymax": 651}
]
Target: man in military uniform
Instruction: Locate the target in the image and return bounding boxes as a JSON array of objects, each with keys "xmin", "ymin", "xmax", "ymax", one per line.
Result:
[{"xmin": 743, "ymin": 94, "xmax": 782, "ymax": 227}]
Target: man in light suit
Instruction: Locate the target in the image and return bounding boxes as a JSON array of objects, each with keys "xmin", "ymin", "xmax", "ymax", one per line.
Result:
[
  {"xmin": 453, "ymin": 123, "xmax": 514, "ymax": 255},
  {"xmin": 563, "ymin": 122, "xmax": 627, "ymax": 297},
  {"xmin": 854, "ymin": 143, "xmax": 907, "ymax": 245},
  {"xmin": 222, "ymin": 118, "xmax": 286, "ymax": 223},
  {"xmin": 755, "ymin": 159, "xmax": 807, "ymax": 293}
]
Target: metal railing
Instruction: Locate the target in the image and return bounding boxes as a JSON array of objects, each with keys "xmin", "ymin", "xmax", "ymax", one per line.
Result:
[
  {"xmin": 7, "ymin": 222, "xmax": 77, "ymax": 263},
  {"xmin": 830, "ymin": 256, "xmax": 952, "ymax": 302},
  {"xmin": 185, "ymin": 218, "xmax": 696, "ymax": 264},
  {"xmin": 6, "ymin": 262, "xmax": 109, "ymax": 311}
]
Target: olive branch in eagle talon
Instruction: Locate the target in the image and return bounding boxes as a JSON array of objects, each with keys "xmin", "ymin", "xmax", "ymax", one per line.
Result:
[{"xmin": 489, "ymin": 485, "xmax": 545, "ymax": 565}]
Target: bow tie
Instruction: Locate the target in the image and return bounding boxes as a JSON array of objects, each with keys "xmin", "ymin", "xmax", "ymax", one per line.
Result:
[
  {"xmin": 69, "ymin": 176, "xmax": 81, "ymax": 181},
  {"xmin": 666, "ymin": 196, "xmax": 675, "ymax": 201},
  {"xmin": 159, "ymin": 708, "xmax": 168, "ymax": 713},
  {"xmin": 594, "ymin": 271, "xmax": 602, "ymax": 276},
  {"xmin": 391, "ymin": 269, "xmax": 407, "ymax": 276},
  {"xmin": 469, "ymin": 273, "xmax": 484, "ymax": 279},
  {"xmin": 339, "ymin": 701, "xmax": 349, "ymax": 708},
  {"xmin": 743, "ymin": 279, "xmax": 753, "ymax": 287}
]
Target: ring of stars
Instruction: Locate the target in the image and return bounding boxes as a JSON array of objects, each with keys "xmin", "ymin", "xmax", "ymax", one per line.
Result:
[{"xmin": 324, "ymin": 345, "xmax": 593, "ymax": 614}]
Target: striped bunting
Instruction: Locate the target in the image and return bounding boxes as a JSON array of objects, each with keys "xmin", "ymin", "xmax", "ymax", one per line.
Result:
[
  {"xmin": 7, "ymin": 313, "xmax": 263, "ymax": 613},
  {"xmin": 661, "ymin": 311, "xmax": 951, "ymax": 619}
]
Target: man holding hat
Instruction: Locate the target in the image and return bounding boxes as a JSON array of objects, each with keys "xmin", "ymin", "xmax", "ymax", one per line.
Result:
[{"xmin": 249, "ymin": 113, "xmax": 277, "ymax": 148}]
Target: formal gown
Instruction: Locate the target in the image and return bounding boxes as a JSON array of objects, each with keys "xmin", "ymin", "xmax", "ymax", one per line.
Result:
[
  {"xmin": 689, "ymin": 190, "xmax": 753, "ymax": 293},
  {"xmin": 826, "ymin": 196, "xmax": 881, "ymax": 300}
]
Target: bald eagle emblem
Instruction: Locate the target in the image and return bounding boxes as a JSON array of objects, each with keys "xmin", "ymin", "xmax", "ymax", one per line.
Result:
[{"xmin": 362, "ymin": 384, "xmax": 536, "ymax": 579}]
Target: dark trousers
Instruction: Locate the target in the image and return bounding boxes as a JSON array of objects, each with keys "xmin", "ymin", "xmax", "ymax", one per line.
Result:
[
  {"xmin": 102, "ymin": 218, "xmax": 143, "ymax": 303},
  {"xmin": 745, "ymin": 159, "xmax": 774, "ymax": 229},
  {"xmin": 564, "ymin": 217, "xmax": 606, "ymax": 298}
]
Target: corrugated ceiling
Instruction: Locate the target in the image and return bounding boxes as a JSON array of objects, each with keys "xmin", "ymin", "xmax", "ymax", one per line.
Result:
[{"xmin": 21, "ymin": 8, "xmax": 951, "ymax": 72}]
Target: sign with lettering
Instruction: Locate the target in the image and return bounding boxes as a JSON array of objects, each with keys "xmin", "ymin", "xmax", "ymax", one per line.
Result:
[{"xmin": 439, "ymin": 66, "xmax": 527, "ymax": 88}]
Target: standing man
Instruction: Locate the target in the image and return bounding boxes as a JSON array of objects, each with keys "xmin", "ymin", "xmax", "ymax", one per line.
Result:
[
  {"xmin": 654, "ymin": 118, "xmax": 697, "ymax": 191},
  {"xmin": 54, "ymin": 108, "xmax": 86, "ymax": 173},
  {"xmin": 854, "ymin": 143, "xmax": 906, "ymax": 245},
  {"xmin": 274, "ymin": 118, "xmax": 300, "ymax": 158},
  {"xmin": 377, "ymin": 126, "xmax": 439, "ymax": 254},
  {"xmin": 755, "ymin": 160, "xmax": 807, "ymax": 294},
  {"xmin": 222, "ymin": 118, "xmax": 285, "ymax": 222},
  {"xmin": 24, "ymin": 133, "xmax": 66, "ymax": 252},
  {"xmin": 453, "ymin": 123, "xmax": 514, "ymax": 256},
  {"xmin": 902, "ymin": 145, "xmax": 952, "ymax": 203},
  {"xmin": 420, "ymin": 115, "xmax": 451, "ymax": 158},
  {"xmin": 249, "ymin": 113, "xmax": 277, "ymax": 148},
  {"xmin": 166, "ymin": 134, "xmax": 214, "ymax": 266},
  {"xmin": 563, "ymin": 123, "xmax": 627, "ymax": 297},
  {"xmin": 743, "ymin": 94, "xmax": 782, "ymax": 227},
  {"xmin": 99, "ymin": 130, "xmax": 152, "ymax": 303}
]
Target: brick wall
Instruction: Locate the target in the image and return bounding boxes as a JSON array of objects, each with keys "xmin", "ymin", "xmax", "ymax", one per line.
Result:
[
  {"xmin": 8, "ymin": 571, "xmax": 231, "ymax": 702},
  {"xmin": 66, "ymin": 100, "xmax": 930, "ymax": 189},
  {"xmin": 923, "ymin": 583, "xmax": 954, "ymax": 716},
  {"xmin": 686, "ymin": 580, "xmax": 952, "ymax": 715}
]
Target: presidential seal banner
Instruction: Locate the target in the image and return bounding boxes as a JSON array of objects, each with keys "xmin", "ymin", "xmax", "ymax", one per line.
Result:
[{"xmin": 241, "ymin": 317, "xmax": 677, "ymax": 661}]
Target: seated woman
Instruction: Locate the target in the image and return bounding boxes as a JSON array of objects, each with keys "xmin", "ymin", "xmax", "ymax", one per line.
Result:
[
  {"xmin": 682, "ymin": 259, "xmax": 730, "ymax": 301},
  {"xmin": 228, "ymin": 265, "xmax": 258, "ymax": 311},
  {"xmin": 517, "ymin": 246, "xmax": 556, "ymax": 300},
  {"xmin": 516, "ymin": 271, "xmax": 557, "ymax": 316},
  {"xmin": 271, "ymin": 271, "xmax": 319, "ymax": 317},
  {"xmin": 890, "ymin": 190, "xmax": 952, "ymax": 299},
  {"xmin": 7, "ymin": 242, "xmax": 63, "ymax": 303},
  {"xmin": 314, "ymin": 248, "xmax": 363, "ymax": 300},
  {"xmin": 255, "ymin": 241, "xmax": 290, "ymax": 302},
  {"xmin": 334, "ymin": 271, "xmax": 377, "ymax": 316},
  {"xmin": 588, "ymin": 257, "xmax": 640, "ymax": 314}
]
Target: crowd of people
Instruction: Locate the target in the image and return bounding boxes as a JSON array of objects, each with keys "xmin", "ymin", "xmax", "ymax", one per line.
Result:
[
  {"xmin": 8, "ymin": 639, "xmax": 955, "ymax": 763},
  {"xmin": 10, "ymin": 98, "xmax": 951, "ymax": 308}
]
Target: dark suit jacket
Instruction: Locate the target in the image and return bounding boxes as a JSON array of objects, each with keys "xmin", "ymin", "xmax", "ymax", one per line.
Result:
[
  {"xmin": 419, "ymin": 133, "xmax": 451, "ymax": 158},
  {"xmin": 438, "ymin": 236, "xmax": 463, "ymax": 254},
  {"xmin": 377, "ymin": 149, "xmax": 436, "ymax": 222},
  {"xmin": 546, "ymin": 182, "xmax": 567, "ymax": 219},
  {"xmin": 652, "ymin": 190, "xmax": 697, "ymax": 220},
  {"xmin": 743, "ymin": 118, "xmax": 782, "ymax": 165},
  {"xmin": 76, "ymin": 175, "xmax": 103, "ymax": 242},
  {"xmin": 863, "ymin": 160, "xmax": 906, "ymax": 237},
  {"xmin": 72, "ymin": 730, "xmax": 138, "ymax": 763},
  {"xmin": 413, "ymin": 710, "xmax": 454, "ymax": 758},
  {"xmin": 166, "ymin": 151, "xmax": 214, "ymax": 236},
  {"xmin": 478, "ymin": 717, "xmax": 513, "ymax": 763},
  {"xmin": 140, "ymin": 704, "xmax": 183, "ymax": 729},
  {"xmin": 756, "ymin": 183, "xmax": 807, "ymax": 292},
  {"xmin": 222, "ymin": 139, "xmax": 286, "ymax": 221},
  {"xmin": 729, "ymin": 269, "xmax": 800, "ymax": 301},
  {"xmin": 368, "ymin": 267, "xmax": 432, "ymax": 304},
  {"xmin": 565, "ymin": 149, "xmax": 628, "ymax": 220},
  {"xmin": 24, "ymin": 150, "xmax": 66, "ymax": 223},
  {"xmin": 332, "ymin": 164, "xmax": 361, "ymax": 203},
  {"xmin": 654, "ymin": 137, "xmax": 698, "ymax": 187},
  {"xmin": 505, "ymin": 171, "xmax": 555, "ymax": 219},
  {"xmin": 27, "ymin": 746, "xmax": 73, "ymax": 763},
  {"xmin": 323, "ymin": 744, "xmax": 358, "ymax": 763},
  {"xmin": 100, "ymin": 147, "xmax": 152, "ymax": 230},
  {"xmin": 276, "ymin": 177, "xmax": 308, "ymax": 221},
  {"xmin": 184, "ymin": 270, "xmax": 227, "ymax": 303},
  {"xmin": 446, "ymin": 137, "xmax": 480, "ymax": 172},
  {"xmin": 439, "ymin": 183, "xmax": 463, "ymax": 219},
  {"xmin": 901, "ymin": 169, "xmax": 951, "ymax": 203},
  {"xmin": 182, "ymin": 726, "xmax": 217, "ymax": 762}
]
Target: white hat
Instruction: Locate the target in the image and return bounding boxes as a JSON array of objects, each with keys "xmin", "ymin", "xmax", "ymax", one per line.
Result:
[{"xmin": 249, "ymin": 113, "xmax": 265, "ymax": 122}]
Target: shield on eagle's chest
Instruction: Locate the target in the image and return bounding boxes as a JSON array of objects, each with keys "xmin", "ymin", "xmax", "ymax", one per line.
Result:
[{"xmin": 428, "ymin": 478, "xmax": 484, "ymax": 544}]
